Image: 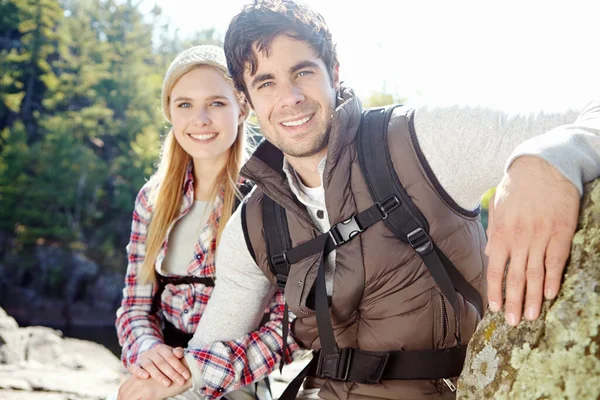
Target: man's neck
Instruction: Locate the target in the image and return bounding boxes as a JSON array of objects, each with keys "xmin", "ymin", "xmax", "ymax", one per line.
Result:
[{"xmin": 285, "ymin": 148, "xmax": 327, "ymax": 188}]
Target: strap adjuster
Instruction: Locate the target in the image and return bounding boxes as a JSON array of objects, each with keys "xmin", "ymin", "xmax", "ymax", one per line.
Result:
[
  {"xmin": 407, "ymin": 227, "xmax": 433, "ymax": 255},
  {"xmin": 271, "ymin": 253, "xmax": 289, "ymax": 290},
  {"xmin": 315, "ymin": 348, "xmax": 353, "ymax": 381},
  {"xmin": 329, "ymin": 216, "xmax": 363, "ymax": 246},
  {"xmin": 271, "ymin": 253, "xmax": 288, "ymax": 267},
  {"xmin": 376, "ymin": 195, "xmax": 401, "ymax": 219}
]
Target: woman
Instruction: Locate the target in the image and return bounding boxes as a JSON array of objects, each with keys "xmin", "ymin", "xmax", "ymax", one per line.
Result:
[{"xmin": 114, "ymin": 45, "xmax": 276, "ymax": 400}]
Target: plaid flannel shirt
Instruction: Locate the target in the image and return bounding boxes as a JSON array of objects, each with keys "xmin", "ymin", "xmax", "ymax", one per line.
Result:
[{"xmin": 115, "ymin": 165, "xmax": 302, "ymax": 399}]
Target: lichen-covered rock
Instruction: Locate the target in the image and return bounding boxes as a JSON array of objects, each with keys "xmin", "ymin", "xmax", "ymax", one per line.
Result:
[{"xmin": 457, "ymin": 180, "xmax": 600, "ymax": 399}]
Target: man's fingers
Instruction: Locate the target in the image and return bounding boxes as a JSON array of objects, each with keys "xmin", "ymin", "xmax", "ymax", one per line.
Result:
[
  {"xmin": 128, "ymin": 363, "xmax": 150, "ymax": 379},
  {"xmin": 486, "ymin": 238, "xmax": 509, "ymax": 313},
  {"xmin": 523, "ymin": 241, "xmax": 547, "ymax": 321},
  {"xmin": 139, "ymin": 359, "xmax": 172, "ymax": 387},
  {"xmin": 504, "ymin": 249, "xmax": 528, "ymax": 326},
  {"xmin": 544, "ymin": 233, "xmax": 572, "ymax": 299},
  {"xmin": 117, "ymin": 379, "xmax": 140, "ymax": 400}
]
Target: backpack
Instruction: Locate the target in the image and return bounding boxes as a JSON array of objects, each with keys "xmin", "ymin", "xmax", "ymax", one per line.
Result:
[{"xmin": 242, "ymin": 105, "xmax": 483, "ymax": 398}]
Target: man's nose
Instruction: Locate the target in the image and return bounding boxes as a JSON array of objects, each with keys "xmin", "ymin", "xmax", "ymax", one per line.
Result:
[{"xmin": 279, "ymin": 82, "xmax": 305, "ymax": 108}]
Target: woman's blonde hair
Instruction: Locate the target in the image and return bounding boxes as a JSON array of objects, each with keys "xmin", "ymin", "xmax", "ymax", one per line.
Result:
[{"xmin": 140, "ymin": 45, "xmax": 249, "ymax": 284}]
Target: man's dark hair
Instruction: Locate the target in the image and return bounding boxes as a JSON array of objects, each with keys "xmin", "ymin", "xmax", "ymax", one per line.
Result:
[{"xmin": 224, "ymin": 0, "xmax": 338, "ymax": 103}]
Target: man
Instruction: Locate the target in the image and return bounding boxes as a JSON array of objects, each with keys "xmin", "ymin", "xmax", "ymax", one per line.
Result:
[{"xmin": 120, "ymin": 1, "xmax": 600, "ymax": 399}]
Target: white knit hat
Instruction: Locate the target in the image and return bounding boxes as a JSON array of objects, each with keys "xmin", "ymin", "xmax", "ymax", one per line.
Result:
[{"xmin": 161, "ymin": 45, "xmax": 230, "ymax": 123}]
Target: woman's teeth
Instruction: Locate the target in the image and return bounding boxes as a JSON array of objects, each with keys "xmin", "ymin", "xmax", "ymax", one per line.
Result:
[
  {"xmin": 189, "ymin": 133, "xmax": 217, "ymax": 141},
  {"xmin": 282, "ymin": 116, "xmax": 312, "ymax": 127}
]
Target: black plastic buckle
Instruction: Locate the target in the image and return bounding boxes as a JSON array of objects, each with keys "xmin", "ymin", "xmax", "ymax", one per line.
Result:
[
  {"xmin": 407, "ymin": 227, "xmax": 433, "ymax": 255},
  {"xmin": 316, "ymin": 348, "xmax": 353, "ymax": 381},
  {"xmin": 329, "ymin": 216, "xmax": 363, "ymax": 246},
  {"xmin": 377, "ymin": 195, "xmax": 401, "ymax": 219}
]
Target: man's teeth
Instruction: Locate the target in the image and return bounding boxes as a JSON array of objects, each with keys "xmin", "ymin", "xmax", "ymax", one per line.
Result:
[
  {"xmin": 282, "ymin": 116, "xmax": 312, "ymax": 127},
  {"xmin": 190, "ymin": 133, "xmax": 217, "ymax": 141}
]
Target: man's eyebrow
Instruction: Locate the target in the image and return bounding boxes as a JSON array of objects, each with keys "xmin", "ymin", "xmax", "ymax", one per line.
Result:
[
  {"xmin": 251, "ymin": 73, "xmax": 274, "ymax": 89},
  {"xmin": 250, "ymin": 60, "xmax": 319, "ymax": 89},
  {"xmin": 290, "ymin": 60, "xmax": 319, "ymax": 74}
]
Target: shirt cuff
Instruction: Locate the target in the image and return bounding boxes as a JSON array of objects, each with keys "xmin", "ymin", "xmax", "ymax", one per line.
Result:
[
  {"xmin": 505, "ymin": 130, "xmax": 600, "ymax": 196},
  {"xmin": 129, "ymin": 336, "xmax": 162, "ymax": 364},
  {"xmin": 184, "ymin": 352, "xmax": 206, "ymax": 392}
]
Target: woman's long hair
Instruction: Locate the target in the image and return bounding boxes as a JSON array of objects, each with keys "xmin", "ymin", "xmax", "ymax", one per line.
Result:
[{"xmin": 140, "ymin": 53, "xmax": 249, "ymax": 284}]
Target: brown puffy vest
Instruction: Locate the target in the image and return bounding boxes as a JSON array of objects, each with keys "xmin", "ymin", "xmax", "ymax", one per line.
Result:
[{"xmin": 241, "ymin": 91, "xmax": 487, "ymax": 400}]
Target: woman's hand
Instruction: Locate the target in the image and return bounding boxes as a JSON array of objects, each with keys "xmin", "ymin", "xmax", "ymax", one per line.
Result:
[{"xmin": 128, "ymin": 344, "xmax": 191, "ymax": 387}]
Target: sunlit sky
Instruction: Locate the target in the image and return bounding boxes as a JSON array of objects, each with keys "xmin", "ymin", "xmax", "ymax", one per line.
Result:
[{"xmin": 145, "ymin": 0, "xmax": 599, "ymax": 113}]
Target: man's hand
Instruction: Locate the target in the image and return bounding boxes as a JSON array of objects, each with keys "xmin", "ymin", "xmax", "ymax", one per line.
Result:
[
  {"xmin": 128, "ymin": 344, "xmax": 190, "ymax": 387},
  {"xmin": 486, "ymin": 156, "xmax": 580, "ymax": 326},
  {"xmin": 117, "ymin": 373, "xmax": 192, "ymax": 400}
]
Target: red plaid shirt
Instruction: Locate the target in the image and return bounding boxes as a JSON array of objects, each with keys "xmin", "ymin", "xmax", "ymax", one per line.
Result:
[{"xmin": 115, "ymin": 165, "xmax": 301, "ymax": 399}]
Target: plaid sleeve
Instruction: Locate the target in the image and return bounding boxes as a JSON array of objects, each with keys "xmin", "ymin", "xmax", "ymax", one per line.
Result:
[
  {"xmin": 115, "ymin": 185, "xmax": 164, "ymax": 367},
  {"xmin": 185, "ymin": 290, "xmax": 305, "ymax": 399}
]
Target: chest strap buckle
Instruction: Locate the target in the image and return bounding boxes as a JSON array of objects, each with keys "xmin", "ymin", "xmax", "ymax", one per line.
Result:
[
  {"xmin": 329, "ymin": 217, "xmax": 363, "ymax": 246},
  {"xmin": 315, "ymin": 347, "xmax": 353, "ymax": 381}
]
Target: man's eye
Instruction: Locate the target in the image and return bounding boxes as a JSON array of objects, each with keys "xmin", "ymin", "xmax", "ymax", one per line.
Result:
[
  {"xmin": 258, "ymin": 82, "xmax": 273, "ymax": 90},
  {"xmin": 177, "ymin": 102, "xmax": 192, "ymax": 108},
  {"xmin": 298, "ymin": 70, "xmax": 313, "ymax": 77}
]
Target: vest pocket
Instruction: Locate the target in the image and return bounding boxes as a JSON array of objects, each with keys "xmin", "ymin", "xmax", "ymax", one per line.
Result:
[{"xmin": 432, "ymin": 291, "xmax": 450, "ymax": 349}]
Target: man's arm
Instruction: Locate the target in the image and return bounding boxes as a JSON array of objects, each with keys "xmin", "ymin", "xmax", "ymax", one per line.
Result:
[{"xmin": 414, "ymin": 100, "xmax": 600, "ymax": 325}]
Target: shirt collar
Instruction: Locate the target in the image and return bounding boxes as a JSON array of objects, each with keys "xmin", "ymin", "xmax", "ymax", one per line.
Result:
[{"xmin": 282, "ymin": 156, "xmax": 327, "ymax": 209}]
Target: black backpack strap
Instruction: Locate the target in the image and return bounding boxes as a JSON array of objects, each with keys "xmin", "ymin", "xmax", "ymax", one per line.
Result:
[
  {"xmin": 357, "ymin": 105, "xmax": 483, "ymax": 322},
  {"xmin": 262, "ymin": 196, "xmax": 294, "ymax": 373}
]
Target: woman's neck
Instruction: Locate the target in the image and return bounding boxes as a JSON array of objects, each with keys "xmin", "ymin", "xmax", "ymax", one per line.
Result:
[{"xmin": 192, "ymin": 152, "xmax": 229, "ymax": 201}]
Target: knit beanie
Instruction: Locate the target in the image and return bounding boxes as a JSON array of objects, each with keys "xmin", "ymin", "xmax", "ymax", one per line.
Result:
[{"xmin": 161, "ymin": 45, "xmax": 229, "ymax": 123}]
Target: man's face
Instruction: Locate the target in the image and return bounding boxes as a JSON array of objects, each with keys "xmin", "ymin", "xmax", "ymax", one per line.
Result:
[{"xmin": 243, "ymin": 34, "xmax": 339, "ymax": 158}]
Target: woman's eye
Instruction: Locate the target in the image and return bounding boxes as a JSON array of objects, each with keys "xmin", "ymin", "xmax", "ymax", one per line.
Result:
[
  {"xmin": 210, "ymin": 101, "xmax": 225, "ymax": 107},
  {"xmin": 177, "ymin": 102, "xmax": 192, "ymax": 108}
]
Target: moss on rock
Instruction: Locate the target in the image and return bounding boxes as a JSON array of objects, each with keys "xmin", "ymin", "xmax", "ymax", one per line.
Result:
[{"xmin": 457, "ymin": 179, "xmax": 600, "ymax": 400}]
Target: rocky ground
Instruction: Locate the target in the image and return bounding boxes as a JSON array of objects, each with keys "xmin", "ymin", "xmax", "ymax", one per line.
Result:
[
  {"xmin": 0, "ymin": 305, "xmax": 309, "ymax": 400},
  {"xmin": 0, "ymin": 306, "xmax": 126, "ymax": 399}
]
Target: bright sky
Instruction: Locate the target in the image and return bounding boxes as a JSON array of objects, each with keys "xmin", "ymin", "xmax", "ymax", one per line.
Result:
[{"xmin": 146, "ymin": 0, "xmax": 599, "ymax": 113}]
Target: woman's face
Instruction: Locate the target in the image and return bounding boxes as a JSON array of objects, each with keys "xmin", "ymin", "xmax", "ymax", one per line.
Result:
[{"xmin": 169, "ymin": 66, "xmax": 245, "ymax": 163}]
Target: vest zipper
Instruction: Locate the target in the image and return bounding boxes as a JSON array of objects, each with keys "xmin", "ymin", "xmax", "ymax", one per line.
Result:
[
  {"xmin": 443, "ymin": 378, "xmax": 457, "ymax": 392},
  {"xmin": 439, "ymin": 293, "xmax": 449, "ymax": 343}
]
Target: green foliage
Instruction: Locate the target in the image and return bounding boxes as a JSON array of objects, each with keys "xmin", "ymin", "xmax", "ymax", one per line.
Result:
[
  {"xmin": 0, "ymin": 0, "xmax": 219, "ymax": 271},
  {"xmin": 363, "ymin": 90, "xmax": 406, "ymax": 108},
  {"xmin": 481, "ymin": 187, "xmax": 496, "ymax": 210}
]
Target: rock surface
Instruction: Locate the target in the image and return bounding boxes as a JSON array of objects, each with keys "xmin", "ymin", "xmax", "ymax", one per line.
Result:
[
  {"xmin": 457, "ymin": 180, "xmax": 600, "ymax": 399},
  {"xmin": 0, "ymin": 307, "xmax": 126, "ymax": 400}
]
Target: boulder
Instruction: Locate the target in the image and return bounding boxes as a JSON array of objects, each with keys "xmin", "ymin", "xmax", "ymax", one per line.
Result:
[
  {"xmin": 457, "ymin": 180, "xmax": 600, "ymax": 399},
  {"xmin": 0, "ymin": 307, "xmax": 126, "ymax": 400}
]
